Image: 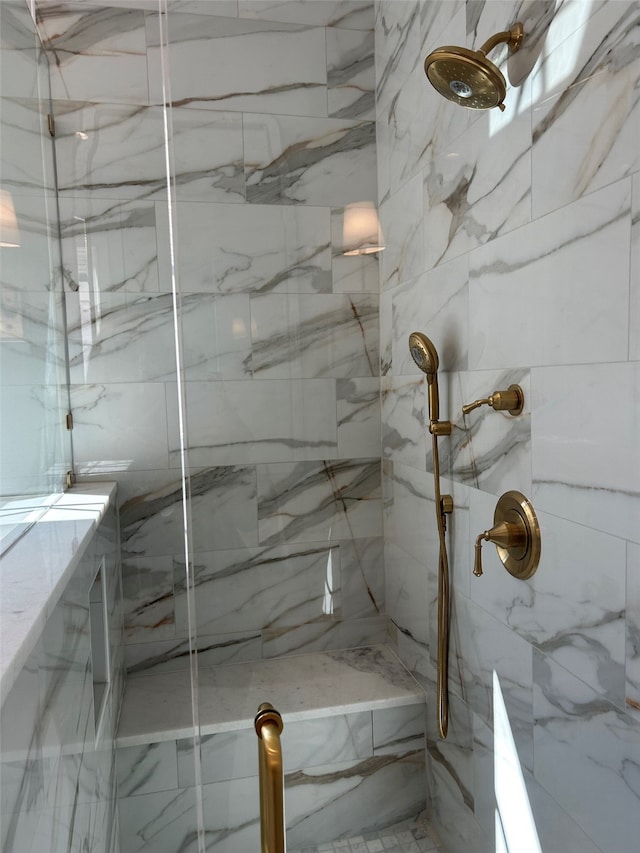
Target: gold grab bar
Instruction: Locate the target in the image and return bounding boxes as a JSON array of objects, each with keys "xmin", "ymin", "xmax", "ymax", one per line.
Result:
[{"xmin": 254, "ymin": 703, "xmax": 286, "ymax": 853}]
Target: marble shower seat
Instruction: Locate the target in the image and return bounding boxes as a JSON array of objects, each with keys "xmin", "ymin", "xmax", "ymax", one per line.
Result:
[
  {"xmin": 117, "ymin": 644, "xmax": 425, "ymax": 746},
  {"xmin": 116, "ymin": 646, "xmax": 428, "ymax": 853}
]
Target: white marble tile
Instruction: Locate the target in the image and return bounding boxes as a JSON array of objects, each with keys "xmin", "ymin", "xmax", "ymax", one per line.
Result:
[
  {"xmin": 158, "ymin": 201, "xmax": 331, "ymax": 295},
  {"xmin": 70, "ymin": 382, "xmax": 170, "ymax": 474},
  {"xmin": 373, "ymin": 702, "xmax": 426, "ymax": 755},
  {"xmin": 419, "ymin": 0, "xmax": 464, "ymax": 54},
  {"xmin": 468, "ymin": 178, "xmax": 632, "ymax": 369},
  {"xmin": 0, "ymin": 3, "xmax": 42, "ymax": 100},
  {"xmin": 472, "ymin": 709, "xmax": 604, "ymax": 853},
  {"xmin": 238, "ymin": 1, "xmax": 374, "ymax": 30},
  {"xmin": 125, "ymin": 631, "xmax": 262, "ymax": 678},
  {"xmin": 531, "ymin": 361, "xmax": 640, "ymax": 543},
  {"xmin": 337, "ymin": 377, "xmax": 381, "ymax": 458},
  {"xmin": 116, "ymin": 741, "xmax": 178, "ymax": 798},
  {"xmin": 178, "ymin": 710, "xmax": 372, "ymax": 788},
  {"xmin": 627, "ymin": 542, "xmax": 640, "ymax": 716},
  {"xmin": 327, "ymin": 26, "xmax": 375, "ymax": 120},
  {"xmin": 172, "ymin": 541, "xmax": 341, "ymax": 635},
  {"xmin": 0, "ymin": 484, "xmax": 116, "ymax": 698},
  {"xmin": 58, "ymin": 197, "xmax": 159, "ymax": 293},
  {"xmin": 146, "ymin": 12, "xmax": 327, "ymax": 117},
  {"xmin": 118, "ymin": 466, "xmax": 258, "ymax": 558},
  {"xmin": 167, "ymin": 379, "xmax": 337, "ymax": 466},
  {"xmin": 422, "ymin": 88, "xmax": 532, "ymax": 270},
  {"xmin": 384, "ymin": 540, "xmax": 429, "ymax": 647},
  {"xmin": 54, "ymin": 102, "xmax": 245, "ymax": 203},
  {"xmin": 631, "ymin": 171, "xmax": 640, "ymax": 361},
  {"xmin": 244, "ymin": 113, "xmax": 377, "ymax": 206},
  {"xmin": 426, "ymin": 687, "xmax": 475, "ymax": 809},
  {"xmin": 117, "ymin": 645, "xmax": 423, "ymax": 746},
  {"xmin": 391, "ymin": 255, "xmax": 469, "ymax": 375},
  {"xmin": 382, "ymin": 459, "xmax": 433, "ymax": 567},
  {"xmin": 121, "ymin": 555, "xmax": 175, "ymax": 644},
  {"xmin": 454, "ymin": 555, "xmax": 534, "ymax": 771},
  {"xmin": 340, "ymin": 537, "xmax": 384, "ymax": 619},
  {"xmin": 379, "ymin": 172, "xmax": 424, "ymax": 290},
  {"xmin": 472, "ymin": 497, "xmax": 627, "ymax": 708},
  {"xmin": 256, "ymin": 458, "xmax": 381, "ymax": 546},
  {"xmin": 66, "ymin": 291, "xmax": 250, "ymax": 383},
  {"xmin": 450, "ymin": 367, "xmax": 531, "ymax": 497},
  {"xmin": 37, "ymin": 5, "xmax": 149, "ymax": 104},
  {"xmin": 117, "ymin": 785, "xmax": 202, "ymax": 853},
  {"xmin": 0, "ymin": 97, "xmax": 53, "ymax": 197},
  {"xmin": 375, "ymin": 0, "xmax": 421, "ymax": 109},
  {"xmin": 531, "ymin": 1, "xmax": 639, "ymax": 218},
  {"xmin": 250, "ymin": 293, "xmax": 378, "ymax": 379},
  {"xmin": 381, "ymin": 374, "xmax": 427, "ymax": 470},
  {"xmin": 261, "ymin": 614, "xmax": 388, "ymax": 658},
  {"xmin": 0, "ymin": 194, "xmax": 57, "ymax": 293},
  {"xmin": 285, "ymin": 751, "xmax": 425, "ymax": 849},
  {"xmin": 533, "ymin": 650, "xmax": 640, "ymax": 853}
]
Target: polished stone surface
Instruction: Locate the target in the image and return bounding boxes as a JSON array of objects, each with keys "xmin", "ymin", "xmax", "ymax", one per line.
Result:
[{"xmin": 117, "ymin": 645, "xmax": 424, "ymax": 746}]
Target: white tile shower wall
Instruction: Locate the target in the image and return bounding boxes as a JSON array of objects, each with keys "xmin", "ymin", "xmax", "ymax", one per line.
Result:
[
  {"xmin": 35, "ymin": 0, "xmax": 382, "ymax": 675},
  {"xmin": 376, "ymin": 1, "xmax": 639, "ymax": 852},
  {"xmin": 0, "ymin": 503, "xmax": 124, "ymax": 853}
]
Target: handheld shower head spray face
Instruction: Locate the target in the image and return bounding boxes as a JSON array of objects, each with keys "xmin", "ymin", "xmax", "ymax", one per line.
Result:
[{"xmin": 409, "ymin": 332, "xmax": 441, "ymax": 422}]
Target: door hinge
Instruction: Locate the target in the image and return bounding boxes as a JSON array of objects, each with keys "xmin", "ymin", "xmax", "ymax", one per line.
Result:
[
  {"xmin": 66, "ymin": 411, "xmax": 73, "ymax": 430},
  {"xmin": 47, "ymin": 114, "xmax": 56, "ymax": 137},
  {"xmin": 66, "ymin": 470, "xmax": 75, "ymax": 489}
]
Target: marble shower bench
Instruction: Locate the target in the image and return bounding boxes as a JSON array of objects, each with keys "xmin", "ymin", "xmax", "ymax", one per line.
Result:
[{"xmin": 116, "ymin": 645, "xmax": 427, "ymax": 853}]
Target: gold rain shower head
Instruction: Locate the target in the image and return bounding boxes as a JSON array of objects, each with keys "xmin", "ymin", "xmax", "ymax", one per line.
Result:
[{"xmin": 424, "ymin": 22, "xmax": 524, "ymax": 111}]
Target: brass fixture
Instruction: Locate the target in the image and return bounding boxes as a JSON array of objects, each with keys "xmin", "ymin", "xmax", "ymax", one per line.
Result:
[
  {"xmin": 254, "ymin": 703, "xmax": 285, "ymax": 853},
  {"xmin": 462, "ymin": 384, "xmax": 524, "ymax": 416},
  {"xmin": 408, "ymin": 332, "xmax": 453, "ymax": 739},
  {"xmin": 473, "ymin": 490, "xmax": 541, "ymax": 580},
  {"xmin": 424, "ymin": 22, "xmax": 524, "ymax": 111}
]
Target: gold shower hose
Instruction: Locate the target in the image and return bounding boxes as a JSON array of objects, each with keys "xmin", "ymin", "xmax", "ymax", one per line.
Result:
[{"xmin": 431, "ymin": 430, "xmax": 450, "ymax": 739}]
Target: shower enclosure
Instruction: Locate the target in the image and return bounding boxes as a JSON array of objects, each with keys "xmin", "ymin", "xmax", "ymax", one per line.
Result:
[{"xmin": 1, "ymin": 1, "xmax": 638, "ymax": 852}]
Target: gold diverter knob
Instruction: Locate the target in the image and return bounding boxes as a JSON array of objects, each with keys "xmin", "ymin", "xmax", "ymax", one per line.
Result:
[{"xmin": 473, "ymin": 491, "xmax": 541, "ymax": 580}]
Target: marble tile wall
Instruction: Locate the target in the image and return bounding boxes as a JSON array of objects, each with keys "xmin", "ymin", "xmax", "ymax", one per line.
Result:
[
  {"xmin": 376, "ymin": 1, "xmax": 639, "ymax": 852},
  {"xmin": 0, "ymin": 1, "xmax": 70, "ymax": 499},
  {"xmin": 33, "ymin": 0, "xmax": 384, "ymax": 679},
  {"xmin": 116, "ymin": 702, "xmax": 426, "ymax": 853},
  {"xmin": 0, "ymin": 502, "xmax": 124, "ymax": 853}
]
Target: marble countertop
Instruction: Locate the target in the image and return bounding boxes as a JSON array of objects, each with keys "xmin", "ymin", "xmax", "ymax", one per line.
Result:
[
  {"xmin": 117, "ymin": 645, "xmax": 425, "ymax": 747},
  {"xmin": 0, "ymin": 482, "xmax": 117, "ymax": 702}
]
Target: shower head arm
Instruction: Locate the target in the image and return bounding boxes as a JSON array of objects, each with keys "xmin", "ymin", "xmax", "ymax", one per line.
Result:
[{"xmin": 478, "ymin": 22, "xmax": 523, "ymax": 57}]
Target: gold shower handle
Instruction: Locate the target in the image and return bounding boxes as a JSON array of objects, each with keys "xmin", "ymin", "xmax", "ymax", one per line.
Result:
[
  {"xmin": 473, "ymin": 491, "xmax": 541, "ymax": 580},
  {"xmin": 462, "ymin": 384, "xmax": 524, "ymax": 416}
]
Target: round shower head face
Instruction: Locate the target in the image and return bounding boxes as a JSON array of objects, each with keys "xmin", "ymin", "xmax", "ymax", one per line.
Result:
[
  {"xmin": 409, "ymin": 332, "xmax": 439, "ymax": 376},
  {"xmin": 424, "ymin": 46, "xmax": 507, "ymax": 110}
]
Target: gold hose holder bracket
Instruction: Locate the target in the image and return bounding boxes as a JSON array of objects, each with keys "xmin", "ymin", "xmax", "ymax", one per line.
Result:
[
  {"xmin": 462, "ymin": 384, "xmax": 524, "ymax": 416},
  {"xmin": 255, "ymin": 703, "xmax": 285, "ymax": 853},
  {"xmin": 473, "ymin": 491, "xmax": 540, "ymax": 580}
]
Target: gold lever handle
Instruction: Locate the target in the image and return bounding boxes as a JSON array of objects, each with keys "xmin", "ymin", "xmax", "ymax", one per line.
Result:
[
  {"xmin": 473, "ymin": 521, "xmax": 525, "ymax": 576},
  {"xmin": 462, "ymin": 384, "xmax": 524, "ymax": 416},
  {"xmin": 473, "ymin": 491, "xmax": 541, "ymax": 580}
]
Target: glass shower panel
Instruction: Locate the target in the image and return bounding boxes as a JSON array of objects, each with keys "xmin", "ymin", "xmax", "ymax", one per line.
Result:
[{"xmin": 0, "ymin": 1, "xmax": 71, "ymax": 545}]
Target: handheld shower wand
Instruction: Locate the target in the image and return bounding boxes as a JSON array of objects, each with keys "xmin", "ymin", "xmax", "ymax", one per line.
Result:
[{"xmin": 408, "ymin": 332, "xmax": 453, "ymax": 739}]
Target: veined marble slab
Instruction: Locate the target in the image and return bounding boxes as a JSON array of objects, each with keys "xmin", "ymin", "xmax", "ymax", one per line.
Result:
[
  {"xmin": 0, "ymin": 483, "xmax": 116, "ymax": 701},
  {"xmin": 117, "ymin": 644, "xmax": 424, "ymax": 747}
]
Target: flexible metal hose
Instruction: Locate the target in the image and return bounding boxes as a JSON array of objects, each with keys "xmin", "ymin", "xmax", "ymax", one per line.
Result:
[{"xmin": 431, "ymin": 429, "xmax": 450, "ymax": 739}]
